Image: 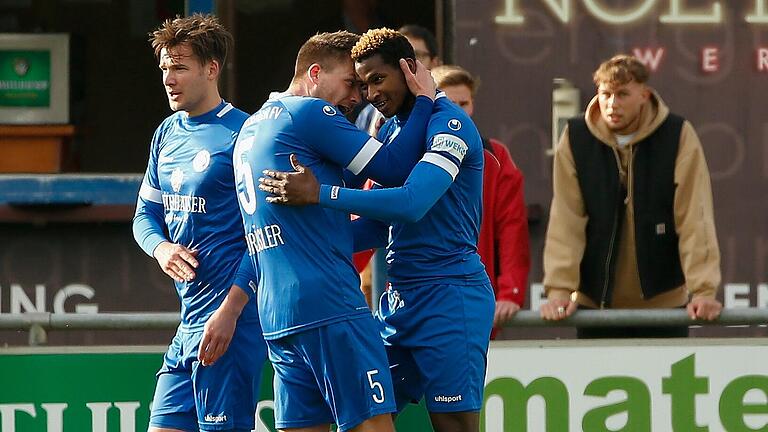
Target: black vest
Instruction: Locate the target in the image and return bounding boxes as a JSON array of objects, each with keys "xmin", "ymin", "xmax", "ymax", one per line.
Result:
[{"xmin": 568, "ymin": 114, "xmax": 686, "ymax": 306}]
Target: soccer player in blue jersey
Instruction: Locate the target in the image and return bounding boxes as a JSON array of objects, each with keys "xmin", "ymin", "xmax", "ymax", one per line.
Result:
[
  {"xmin": 233, "ymin": 31, "xmax": 436, "ymax": 432},
  {"xmin": 132, "ymin": 14, "xmax": 265, "ymax": 432},
  {"xmin": 259, "ymin": 28, "xmax": 495, "ymax": 432}
]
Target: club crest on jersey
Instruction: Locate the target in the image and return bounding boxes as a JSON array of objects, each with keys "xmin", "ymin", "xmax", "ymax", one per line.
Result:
[
  {"xmin": 193, "ymin": 150, "xmax": 211, "ymax": 172},
  {"xmin": 171, "ymin": 168, "xmax": 184, "ymax": 193},
  {"xmin": 447, "ymin": 118, "xmax": 462, "ymax": 131},
  {"xmin": 322, "ymin": 105, "xmax": 337, "ymax": 116}
]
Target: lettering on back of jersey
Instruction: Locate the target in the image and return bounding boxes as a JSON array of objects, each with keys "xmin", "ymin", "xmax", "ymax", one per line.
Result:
[
  {"xmin": 245, "ymin": 224, "xmax": 285, "ymax": 255},
  {"xmin": 244, "ymin": 106, "xmax": 284, "ymax": 128},
  {"xmin": 431, "ymin": 134, "xmax": 468, "ymax": 162}
]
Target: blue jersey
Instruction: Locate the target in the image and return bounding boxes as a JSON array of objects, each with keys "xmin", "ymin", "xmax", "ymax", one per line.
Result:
[
  {"xmin": 316, "ymin": 94, "xmax": 487, "ymax": 287},
  {"xmin": 381, "ymin": 95, "xmax": 487, "ymax": 286},
  {"xmin": 133, "ymin": 101, "xmax": 259, "ymax": 331},
  {"xmin": 233, "ymin": 92, "xmax": 433, "ymax": 340}
]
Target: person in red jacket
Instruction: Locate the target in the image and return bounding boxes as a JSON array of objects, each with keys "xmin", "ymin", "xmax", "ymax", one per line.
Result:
[{"xmin": 431, "ymin": 65, "xmax": 531, "ymax": 339}]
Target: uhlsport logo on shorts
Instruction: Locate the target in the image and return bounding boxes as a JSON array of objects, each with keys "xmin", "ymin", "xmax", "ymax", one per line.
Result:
[
  {"xmin": 204, "ymin": 413, "xmax": 227, "ymax": 423},
  {"xmin": 434, "ymin": 394, "xmax": 463, "ymax": 403}
]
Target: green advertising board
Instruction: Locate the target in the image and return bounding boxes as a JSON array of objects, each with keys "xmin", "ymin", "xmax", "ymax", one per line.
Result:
[
  {"xmin": 0, "ymin": 348, "xmax": 433, "ymax": 432},
  {"xmin": 0, "ymin": 50, "xmax": 51, "ymax": 107}
]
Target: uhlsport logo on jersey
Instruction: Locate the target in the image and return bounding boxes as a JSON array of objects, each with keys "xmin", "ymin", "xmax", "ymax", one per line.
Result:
[
  {"xmin": 193, "ymin": 150, "xmax": 211, "ymax": 172},
  {"xmin": 322, "ymin": 105, "xmax": 337, "ymax": 116},
  {"xmin": 447, "ymin": 118, "xmax": 462, "ymax": 131},
  {"xmin": 431, "ymin": 134, "xmax": 468, "ymax": 162}
]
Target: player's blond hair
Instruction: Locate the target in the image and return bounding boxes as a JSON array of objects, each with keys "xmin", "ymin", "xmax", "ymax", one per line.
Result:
[{"xmin": 351, "ymin": 28, "xmax": 415, "ymax": 67}]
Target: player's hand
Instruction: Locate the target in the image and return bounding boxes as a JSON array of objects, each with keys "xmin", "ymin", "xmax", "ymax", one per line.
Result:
[
  {"xmin": 153, "ymin": 242, "xmax": 198, "ymax": 283},
  {"xmin": 540, "ymin": 298, "xmax": 577, "ymax": 321},
  {"xmin": 259, "ymin": 154, "xmax": 320, "ymax": 205},
  {"xmin": 198, "ymin": 304, "xmax": 238, "ymax": 366},
  {"xmin": 687, "ymin": 296, "xmax": 722, "ymax": 321},
  {"xmin": 493, "ymin": 300, "xmax": 521, "ymax": 327},
  {"xmin": 400, "ymin": 58, "xmax": 436, "ymax": 101}
]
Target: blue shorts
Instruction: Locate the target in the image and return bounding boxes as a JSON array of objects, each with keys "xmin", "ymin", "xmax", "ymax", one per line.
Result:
[
  {"xmin": 268, "ymin": 315, "xmax": 396, "ymax": 431},
  {"xmin": 149, "ymin": 321, "xmax": 266, "ymax": 432},
  {"xmin": 376, "ymin": 282, "xmax": 495, "ymax": 413}
]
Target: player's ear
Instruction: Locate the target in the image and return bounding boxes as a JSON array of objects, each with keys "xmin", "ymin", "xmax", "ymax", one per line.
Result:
[
  {"xmin": 307, "ymin": 63, "xmax": 322, "ymax": 84},
  {"xmin": 404, "ymin": 58, "xmax": 417, "ymax": 74},
  {"xmin": 207, "ymin": 59, "xmax": 221, "ymax": 81}
]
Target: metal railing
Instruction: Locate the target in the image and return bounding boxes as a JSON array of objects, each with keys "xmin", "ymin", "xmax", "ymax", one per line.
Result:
[{"xmin": 1, "ymin": 309, "xmax": 767, "ymax": 346}]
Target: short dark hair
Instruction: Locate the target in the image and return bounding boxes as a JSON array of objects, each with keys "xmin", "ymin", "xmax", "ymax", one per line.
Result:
[
  {"xmin": 593, "ymin": 54, "xmax": 650, "ymax": 86},
  {"xmin": 293, "ymin": 31, "xmax": 360, "ymax": 81},
  {"xmin": 351, "ymin": 28, "xmax": 415, "ymax": 69},
  {"xmin": 149, "ymin": 13, "xmax": 232, "ymax": 66},
  {"xmin": 398, "ymin": 24, "xmax": 439, "ymax": 58}
]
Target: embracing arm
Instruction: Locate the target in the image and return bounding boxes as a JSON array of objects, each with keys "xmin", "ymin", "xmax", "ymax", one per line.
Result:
[{"xmin": 319, "ymin": 157, "xmax": 453, "ymax": 223}]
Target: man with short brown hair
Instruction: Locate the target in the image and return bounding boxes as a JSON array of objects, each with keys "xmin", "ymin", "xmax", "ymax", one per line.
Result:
[
  {"xmin": 540, "ymin": 54, "xmax": 722, "ymax": 338},
  {"xmin": 135, "ymin": 14, "xmax": 266, "ymax": 432}
]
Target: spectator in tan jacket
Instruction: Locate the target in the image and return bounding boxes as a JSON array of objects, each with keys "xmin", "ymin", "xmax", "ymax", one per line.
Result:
[{"xmin": 540, "ymin": 54, "xmax": 722, "ymax": 338}]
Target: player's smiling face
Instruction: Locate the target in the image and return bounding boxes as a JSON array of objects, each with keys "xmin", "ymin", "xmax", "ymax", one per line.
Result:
[
  {"xmin": 312, "ymin": 57, "xmax": 361, "ymax": 115},
  {"xmin": 356, "ymin": 54, "xmax": 411, "ymax": 118},
  {"xmin": 159, "ymin": 43, "xmax": 217, "ymax": 116}
]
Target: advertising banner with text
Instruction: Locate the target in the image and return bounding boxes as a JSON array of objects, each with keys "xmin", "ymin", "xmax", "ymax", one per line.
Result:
[{"xmin": 2, "ymin": 341, "xmax": 767, "ymax": 431}]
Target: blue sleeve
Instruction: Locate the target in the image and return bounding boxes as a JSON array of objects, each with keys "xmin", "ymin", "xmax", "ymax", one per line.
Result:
[
  {"xmin": 300, "ymin": 96, "xmax": 433, "ymax": 187},
  {"xmin": 343, "ymin": 170, "xmax": 368, "ymax": 189},
  {"xmin": 318, "ymin": 159, "xmax": 454, "ymax": 223},
  {"xmin": 352, "ymin": 217, "xmax": 389, "ymax": 251},
  {"xmin": 232, "ymin": 251, "xmax": 258, "ymax": 300},
  {"xmin": 132, "ymin": 125, "xmax": 168, "ymax": 257}
]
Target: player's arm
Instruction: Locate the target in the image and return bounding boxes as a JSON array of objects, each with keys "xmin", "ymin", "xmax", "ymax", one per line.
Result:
[
  {"xmin": 132, "ymin": 125, "xmax": 198, "ymax": 283},
  {"xmin": 199, "ymin": 252, "xmax": 257, "ymax": 366},
  {"xmin": 260, "ymin": 140, "xmax": 461, "ymax": 223},
  {"xmin": 317, "ymin": 157, "xmax": 453, "ymax": 223}
]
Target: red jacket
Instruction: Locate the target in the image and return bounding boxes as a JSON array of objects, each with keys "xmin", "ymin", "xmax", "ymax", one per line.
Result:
[{"xmin": 480, "ymin": 139, "xmax": 530, "ymax": 338}]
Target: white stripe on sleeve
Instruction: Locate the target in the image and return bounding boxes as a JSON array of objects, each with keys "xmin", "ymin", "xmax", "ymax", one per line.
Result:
[
  {"xmin": 421, "ymin": 152, "xmax": 459, "ymax": 180},
  {"xmin": 216, "ymin": 103, "xmax": 234, "ymax": 118},
  {"xmin": 139, "ymin": 182, "xmax": 163, "ymax": 204},
  {"xmin": 346, "ymin": 137, "xmax": 383, "ymax": 175}
]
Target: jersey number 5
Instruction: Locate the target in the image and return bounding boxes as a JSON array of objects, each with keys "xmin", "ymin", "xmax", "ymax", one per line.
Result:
[{"xmin": 367, "ymin": 369, "xmax": 386, "ymax": 404}]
